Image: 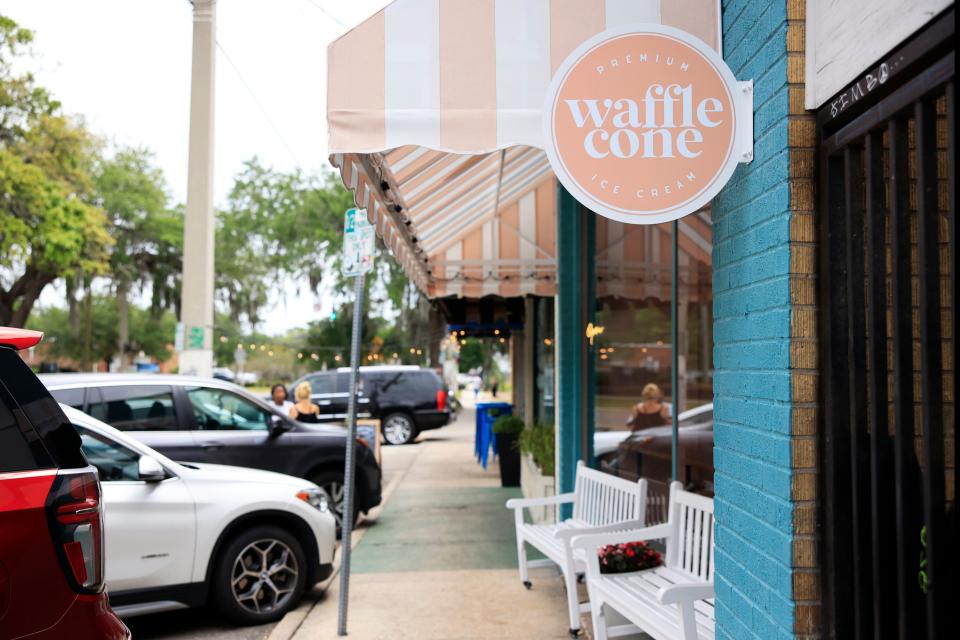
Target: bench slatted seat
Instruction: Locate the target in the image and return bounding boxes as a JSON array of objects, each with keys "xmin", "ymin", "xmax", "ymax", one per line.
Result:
[
  {"xmin": 572, "ymin": 482, "xmax": 715, "ymax": 640},
  {"xmin": 506, "ymin": 461, "xmax": 654, "ymax": 637}
]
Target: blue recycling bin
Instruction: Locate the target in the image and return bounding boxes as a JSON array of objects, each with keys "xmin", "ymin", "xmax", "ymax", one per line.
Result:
[{"xmin": 475, "ymin": 402, "xmax": 512, "ymax": 469}]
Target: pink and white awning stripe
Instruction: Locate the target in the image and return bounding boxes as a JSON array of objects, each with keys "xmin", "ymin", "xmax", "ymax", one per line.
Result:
[
  {"xmin": 328, "ymin": 0, "xmax": 720, "ymax": 154},
  {"xmin": 327, "ymin": 0, "xmax": 721, "ymax": 299}
]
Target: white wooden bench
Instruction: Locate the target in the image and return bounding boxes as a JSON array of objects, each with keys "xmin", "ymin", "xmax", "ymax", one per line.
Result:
[
  {"xmin": 506, "ymin": 461, "xmax": 654, "ymax": 637},
  {"xmin": 572, "ymin": 481, "xmax": 715, "ymax": 640}
]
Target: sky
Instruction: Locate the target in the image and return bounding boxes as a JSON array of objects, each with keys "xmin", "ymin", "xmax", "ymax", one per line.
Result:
[{"xmin": 3, "ymin": 0, "xmax": 390, "ymax": 333}]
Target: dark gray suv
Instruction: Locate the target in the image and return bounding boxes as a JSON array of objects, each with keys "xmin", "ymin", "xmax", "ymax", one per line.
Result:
[
  {"xmin": 290, "ymin": 366, "xmax": 451, "ymax": 445},
  {"xmin": 40, "ymin": 373, "xmax": 382, "ymax": 533}
]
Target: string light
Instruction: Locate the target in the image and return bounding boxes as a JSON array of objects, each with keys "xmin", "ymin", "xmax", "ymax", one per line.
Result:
[{"xmin": 298, "ymin": 353, "xmax": 304, "ymax": 359}]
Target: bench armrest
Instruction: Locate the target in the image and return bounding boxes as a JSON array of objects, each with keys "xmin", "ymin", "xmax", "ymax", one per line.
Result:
[
  {"xmin": 553, "ymin": 519, "xmax": 646, "ymax": 541},
  {"xmin": 505, "ymin": 493, "xmax": 576, "ymax": 510},
  {"xmin": 657, "ymin": 582, "xmax": 715, "ymax": 604},
  {"xmin": 570, "ymin": 523, "xmax": 673, "ymax": 553}
]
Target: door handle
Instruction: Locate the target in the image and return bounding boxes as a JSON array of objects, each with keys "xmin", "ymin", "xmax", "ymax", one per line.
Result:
[
  {"xmin": 317, "ymin": 400, "xmax": 332, "ymax": 406},
  {"xmin": 201, "ymin": 441, "xmax": 224, "ymax": 450}
]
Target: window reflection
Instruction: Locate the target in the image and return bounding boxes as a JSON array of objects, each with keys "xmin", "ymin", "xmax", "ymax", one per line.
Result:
[{"xmin": 593, "ymin": 212, "xmax": 713, "ymax": 434}]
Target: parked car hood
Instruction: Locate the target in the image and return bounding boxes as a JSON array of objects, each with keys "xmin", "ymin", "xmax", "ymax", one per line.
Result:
[
  {"xmin": 175, "ymin": 461, "xmax": 317, "ymax": 488},
  {"xmin": 290, "ymin": 421, "xmax": 348, "ymax": 435},
  {"xmin": 594, "ymin": 423, "xmax": 713, "ymax": 456}
]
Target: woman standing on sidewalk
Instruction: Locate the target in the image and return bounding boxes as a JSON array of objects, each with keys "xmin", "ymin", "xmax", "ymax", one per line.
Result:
[{"xmin": 290, "ymin": 381, "xmax": 321, "ymax": 423}]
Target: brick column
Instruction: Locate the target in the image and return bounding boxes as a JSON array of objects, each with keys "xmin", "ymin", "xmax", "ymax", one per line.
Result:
[{"xmin": 786, "ymin": 1, "xmax": 821, "ymax": 636}]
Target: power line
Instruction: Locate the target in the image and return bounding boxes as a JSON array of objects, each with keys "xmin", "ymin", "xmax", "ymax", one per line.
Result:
[
  {"xmin": 301, "ymin": 0, "xmax": 348, "ymax": 28},
  {"xmin": 215, "ymin": 40, "xmax": 302, "ymax": 166}
]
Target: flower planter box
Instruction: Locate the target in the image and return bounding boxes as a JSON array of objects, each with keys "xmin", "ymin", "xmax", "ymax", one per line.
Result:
[{"xmin": 520, "ymin": 453, "xmax": 556, "ymax": 524}]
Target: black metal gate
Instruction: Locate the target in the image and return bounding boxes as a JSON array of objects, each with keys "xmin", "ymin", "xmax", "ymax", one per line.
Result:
[{"xmin": 817, "ymin": 10, "xmax": 955, "ymax": 640}]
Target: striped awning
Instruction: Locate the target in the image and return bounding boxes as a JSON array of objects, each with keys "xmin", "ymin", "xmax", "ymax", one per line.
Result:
[{"xmin": 327, "ymin": 0, "xmax": 720, "ymax": 299}]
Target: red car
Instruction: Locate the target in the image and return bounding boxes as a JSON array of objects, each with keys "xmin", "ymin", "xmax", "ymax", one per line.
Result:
[{"xmin": 0, "ymin": 328, "xmax": 129, "ymax": 640}]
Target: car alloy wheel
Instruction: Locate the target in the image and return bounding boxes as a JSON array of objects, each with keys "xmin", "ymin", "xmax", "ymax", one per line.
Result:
[
  {"xmin": 382, "ymin": 413, "xmax": 415, "ymax": 445},
  {"xmin": 321, "ymin": 479, "xmax": 345, "ymax": 531},
  {"xmin": 310, "ymin": 470, "xmax": 358, "ymax": 538},
  {"xmin": 231, "ymin": 538, "xmax": 300, "ymax": 615}
]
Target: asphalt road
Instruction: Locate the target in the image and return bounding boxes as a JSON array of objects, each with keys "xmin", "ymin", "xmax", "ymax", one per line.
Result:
[{"xmin": 124, "ymin": 608, "xmax": 274, "ymax": 640}]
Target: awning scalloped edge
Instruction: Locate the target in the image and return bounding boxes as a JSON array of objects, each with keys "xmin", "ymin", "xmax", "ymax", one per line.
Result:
[{"xmin": 330, "ymin": 152, "xmax": 432, "ymax": 296}]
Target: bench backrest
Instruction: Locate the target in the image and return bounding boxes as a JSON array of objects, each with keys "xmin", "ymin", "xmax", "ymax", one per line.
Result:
[
  {"xmin": 645, "ymin": 479, "xmax": 671, "ymax": 525},
  {"xmin": 572, "ymin": 460, "xmax": 649, "ymax": 527},
  {"xmin": 664, "ymin": 481, "xmax": 715, "ymax": 582}
]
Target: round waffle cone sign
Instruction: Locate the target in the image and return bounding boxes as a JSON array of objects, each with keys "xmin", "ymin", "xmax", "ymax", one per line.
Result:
[{"xmin": 544, "ymin": 25, "xmax": 746, "ymax": 225}]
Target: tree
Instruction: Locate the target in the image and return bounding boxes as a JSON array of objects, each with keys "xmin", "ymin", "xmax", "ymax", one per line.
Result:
[
  {"xmin": 94, "ymin": 147, "xmax": 181, "ymax": 362},
  {"xmin": 28, "ymin": 297, "xmax": 176, "ymax": 370},
  {"xmin": 0, "ymin": 149, "xmax": 112, "ymax": 326},
  {"xmin": 216, "ymin": 160, "xmax": 350, "ymax": 326},
  {"xmin": 300, "ymin": 301, "xmax": 388, "ymax": 371},
  {"xmin": 0, "ymin": 15, "xmax": 112, "ymax": 327}
]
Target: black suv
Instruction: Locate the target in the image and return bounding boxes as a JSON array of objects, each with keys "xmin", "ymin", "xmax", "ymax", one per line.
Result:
[
  {"xmin": 40, "ymin": 374, "xmax": 382, "ymax": 533},
  {"xmin": 291, "ymin": 366, "xmax": 451, "ymax": 445}
]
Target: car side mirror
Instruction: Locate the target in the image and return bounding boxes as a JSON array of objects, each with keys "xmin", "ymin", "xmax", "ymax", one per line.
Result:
[
  {"xmin": 269, "ymin": 414, "xmax": 290, "ymax": 438},
  {"xmin": 138, "ymin": 455, "xmax": 166, "ymax": 483}
]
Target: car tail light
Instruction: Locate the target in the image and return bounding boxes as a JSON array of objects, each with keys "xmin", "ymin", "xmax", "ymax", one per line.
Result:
[
  {"xmin": 436, "ymin": 389, "xmax": 447, "ymax": 412},
  {"xmin": 46, "ymin": 469, "xmax": 104, "ymax": 594}
]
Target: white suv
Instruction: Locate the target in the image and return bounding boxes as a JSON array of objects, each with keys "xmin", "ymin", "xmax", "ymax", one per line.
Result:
[{"xmin": 62, "ymin": 405, "xmax": 337, "ymax": 624}]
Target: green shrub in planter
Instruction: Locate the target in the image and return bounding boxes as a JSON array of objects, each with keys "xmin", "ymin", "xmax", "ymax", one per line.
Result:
[
  {"xmin": 519, "ymin": 422, "xmax": 555, "ymax": 476},
  {"xmin": 492, "ymin": 415, "xmax": 524, "ymax": 487},
  {"xmin": 492, "ymin": 415, "xmax": 525, "ymax": 437}
]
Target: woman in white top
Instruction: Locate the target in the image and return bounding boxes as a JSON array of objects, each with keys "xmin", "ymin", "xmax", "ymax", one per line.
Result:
[{"xmin": 269, "ymin": 383, "xmax": 295, "ymax": 415}]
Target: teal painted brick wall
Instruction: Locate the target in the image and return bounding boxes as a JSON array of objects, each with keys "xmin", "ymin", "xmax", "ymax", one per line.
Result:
[{"xmin": 713, "ymin": 1, "xmax": 795, "ymax": 638}]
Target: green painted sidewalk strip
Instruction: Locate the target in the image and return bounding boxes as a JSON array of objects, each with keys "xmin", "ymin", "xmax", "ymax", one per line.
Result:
[{"xmin": 352, "ymin": 486, "xmax": 545, "ymax": 574}]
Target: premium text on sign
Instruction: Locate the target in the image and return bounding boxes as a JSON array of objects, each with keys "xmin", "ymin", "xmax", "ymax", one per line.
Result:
[{"xmin": 544, "ymin": 25, "xmax": 752, "ymax": 225}]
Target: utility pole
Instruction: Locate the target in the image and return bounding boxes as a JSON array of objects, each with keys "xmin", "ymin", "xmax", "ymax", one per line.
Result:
[{"xmin": 179, "ymin": 0, "xmax": 217, "ymax": 377}]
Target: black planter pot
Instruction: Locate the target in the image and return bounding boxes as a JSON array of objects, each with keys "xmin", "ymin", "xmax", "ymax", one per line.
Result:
[{"xmin": 496, "ymin": 432, "xmax": 521, "ymax": 487}]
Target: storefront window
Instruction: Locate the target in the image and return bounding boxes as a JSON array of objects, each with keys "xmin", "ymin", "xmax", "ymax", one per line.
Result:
[
  {"xmin": 593, "ymin": 212, "xmax": 713, "ymax": 434},
  {"xmin": 534, "ymin": 297, "xmax": 555, "ymax": 425}
]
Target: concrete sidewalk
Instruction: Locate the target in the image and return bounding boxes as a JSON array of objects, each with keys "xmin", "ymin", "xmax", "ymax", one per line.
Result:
[{"xmin": 271, "ymin": 404, "xmax": 573, "ymax": 639}]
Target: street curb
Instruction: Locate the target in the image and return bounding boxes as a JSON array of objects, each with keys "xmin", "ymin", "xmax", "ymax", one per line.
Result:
[{"xmin": 266, "ymin": 442, "xmax": 424, "ymax": 640}]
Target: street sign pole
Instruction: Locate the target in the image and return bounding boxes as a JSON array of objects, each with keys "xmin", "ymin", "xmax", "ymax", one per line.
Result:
[
  {"xmin": 337, "ymin": 207, "xmax": 374, "ymax": 636},
  {"xmin": 337, "ymin": 271, "xmax": 365, "ymax": 636}
]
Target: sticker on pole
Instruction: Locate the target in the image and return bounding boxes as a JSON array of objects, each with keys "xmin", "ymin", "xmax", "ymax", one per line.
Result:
[
  {"xmin": 342, "ymin": 208, "xmax": 375, "ymax": 276},
  {"xmin": 543, "ymin": 24, "xmax": 753, "ymax": 225}
]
